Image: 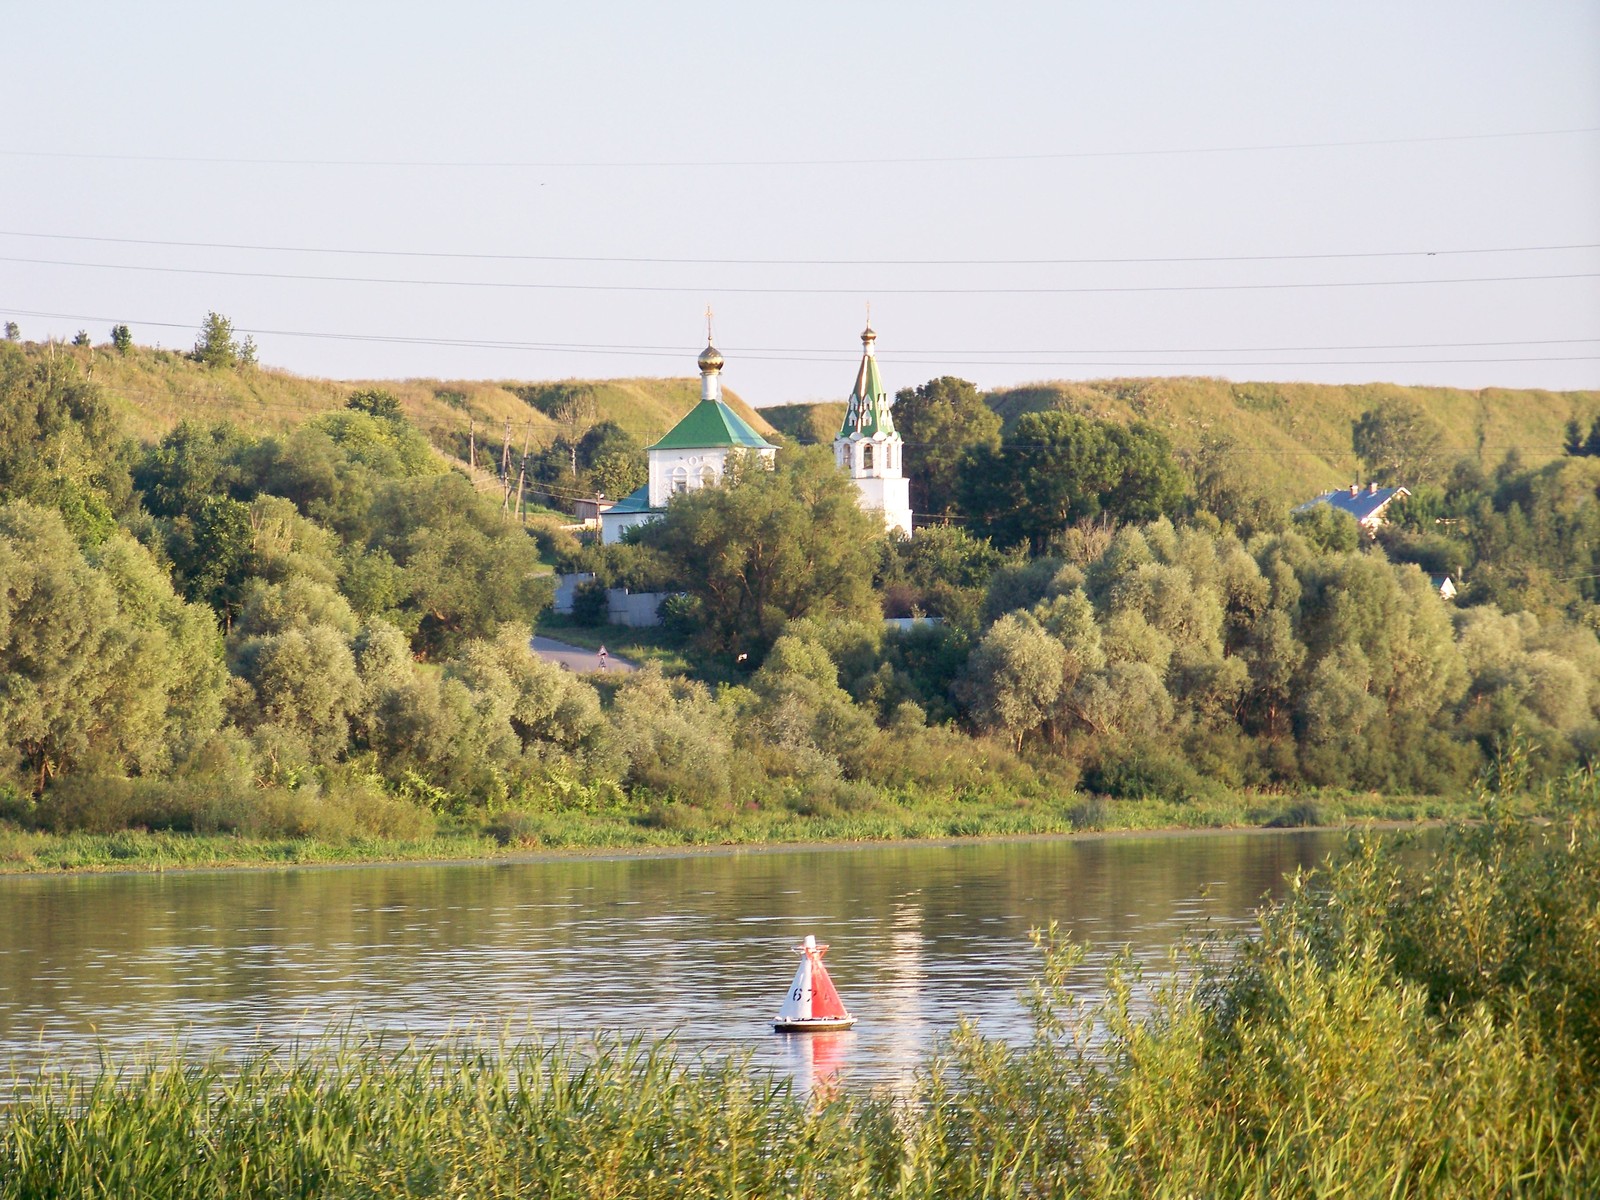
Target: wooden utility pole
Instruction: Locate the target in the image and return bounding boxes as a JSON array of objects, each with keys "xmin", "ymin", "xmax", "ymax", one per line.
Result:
[
  {"xmin": 515, "ymin": 421, "xmax": 532, "ymax": 522},
  {"xmin": 500, "ymin": 419, "xmax": 516, "ymax": 515}
]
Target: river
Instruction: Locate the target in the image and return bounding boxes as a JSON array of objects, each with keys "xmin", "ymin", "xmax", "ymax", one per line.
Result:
[{"xmin": 0, "ymin": 830, "xmax": 1356, "ymax": 1092}]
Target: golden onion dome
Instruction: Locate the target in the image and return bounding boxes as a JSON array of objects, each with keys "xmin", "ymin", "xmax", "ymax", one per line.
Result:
[
  {"xmin": 860, "ymin": 323, "xmax": 877, "ymax": 347},
  {"xmin": 698, "ymin": 341, "xmax": 724, "ymax": 372}
]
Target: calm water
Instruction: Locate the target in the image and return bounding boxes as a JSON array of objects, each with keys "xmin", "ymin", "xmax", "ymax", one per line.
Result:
[{"xmin": 0, "ymin": 831, "xmax": 1353, "ymax": 1091}]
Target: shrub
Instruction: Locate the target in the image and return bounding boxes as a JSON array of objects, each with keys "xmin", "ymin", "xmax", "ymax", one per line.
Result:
[
  {"xmin": 1067, "ymin": 794, "xmax": 1111, "ymax": 830},
  {"xmin": 657, "ymin": 592, "xmax": 703, "ymax": 640},
  {"xmin": 1085, "ymin": 744, "xmax": 1225, "ymax": 804},
  {"xmin": 1264, "ymin": 799, "xmax": 1324, "ymax": 828},
  {"xmin": 485, "ymin": 810, "xmax": 542, "ymax": 846},
  {"xmin": 571, "ymin": 579, "xmax": 609, "ymax": 626},
  {"xmin": 639, "ymin": 800, "xmax": 712, "ymax": 834}
]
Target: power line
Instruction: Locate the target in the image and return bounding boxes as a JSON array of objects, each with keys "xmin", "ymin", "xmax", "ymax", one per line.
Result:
[
  {"xmin": 6, "ymin": 254, "xmax": 1597, "ymax": 295},
  {"xmin": 1, "ymin": 125, "xmax": 1594, "ymax": 168},
  {"xmin": 3, "ymin": 229, "xmax": 1595, "ymax": 268}
]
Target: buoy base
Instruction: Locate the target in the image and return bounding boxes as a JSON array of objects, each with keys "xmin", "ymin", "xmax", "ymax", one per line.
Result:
[{"xmin": 773, "ymin": 1016, "xmax": 856, "ymax": 1033}]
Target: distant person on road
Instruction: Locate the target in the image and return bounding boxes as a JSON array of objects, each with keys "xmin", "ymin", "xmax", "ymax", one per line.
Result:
[{"xmin": 598, "ymin": 645, "xmax": 609, "ymax": 671}]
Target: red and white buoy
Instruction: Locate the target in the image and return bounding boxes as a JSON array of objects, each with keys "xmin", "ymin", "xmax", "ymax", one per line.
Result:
[{"xmin": 773, "ymin": 934, "xmax": 856, "ymax": 1032}]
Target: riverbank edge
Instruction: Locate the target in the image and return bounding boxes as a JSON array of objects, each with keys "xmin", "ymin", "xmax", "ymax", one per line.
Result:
[{"xmin": 0, "ymin": 800, "xmax": 1452, "ymax": 878}]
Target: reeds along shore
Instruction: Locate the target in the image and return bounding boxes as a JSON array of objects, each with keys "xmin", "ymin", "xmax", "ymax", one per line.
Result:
[{"xmin": 3, "ymin": 770, "xmax": 1598, "ymax": 1198}]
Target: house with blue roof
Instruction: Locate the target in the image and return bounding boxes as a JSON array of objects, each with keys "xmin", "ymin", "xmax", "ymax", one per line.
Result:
[{"xmin": 1293, "ymin": 482, "xmax": 1410, "ymax": 536}]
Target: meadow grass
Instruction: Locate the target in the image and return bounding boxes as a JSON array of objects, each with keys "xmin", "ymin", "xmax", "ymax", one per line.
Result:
[
  {"xmin": 3, "ymin": 783, "xmax": 1596, "ymax": 1197},
  {"xmin": 0, "ymin": 786, "xmax": 1469, "ymax": 875}
]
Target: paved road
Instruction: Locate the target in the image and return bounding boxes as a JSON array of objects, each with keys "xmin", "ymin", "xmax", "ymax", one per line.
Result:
[{"xmin": 529, "ymin": 636, "xmax": 637, "ymax": 674}]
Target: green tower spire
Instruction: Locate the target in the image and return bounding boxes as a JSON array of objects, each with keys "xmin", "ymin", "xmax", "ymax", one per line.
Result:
[{"xmin": 836, "ymin": 323, "xmax": 896, "ymax": 439}]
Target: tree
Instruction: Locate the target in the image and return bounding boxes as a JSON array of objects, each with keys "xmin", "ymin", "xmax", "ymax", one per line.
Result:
[
  {"xmin": 71, "ymin": 330, "xmax": 91, "ymax": 348},
  {"xmin": 577, "ymin": 422, "xmax": 645, "ymax": 499},
  {"xmin": 110, "ymin": 325, "xmax": 132, "ymax": 354},
  {"xmin": 0, "ymin": 505, "xmax": 224, "ymax": 789},
  {"xmin": 892, "ymin": 376, "xmax": 1001, "ymax": 519},
  {"xmin": 1564, "ymin": 416, "xmax": 1585, "ymax": 456},
  {"xmin": 0, "ymin": 341, "xmax": 136, "ymax": 544},
  {"xmin": 3, "ymin": 322, "xmax": 18, "ymax": 341},
  {"xmin": 607, "ymin": 665, "xmax": 734, "ymax": 804},
  {"xmin": 135, "ymin": 421, "xmax": 255, "ymax": 519},
  {"xmin": 190, "ymin": 311, "xmax": 255, "ymax": 369},
  {"xmin": 1290, "ymin": 504, "xmax": 1360, "ymax": 553},
  {"xmin": 364, "ymin": 473, "xmax": 555, "ymax": 656},
  {"xmin": 1181, "ymin": 431, "xmax": 1283, "ymax": 534},
  {"xmin": 229, "ymin": 623, "xmax": 361, "ymax": 765},
  {"xmin": 1352, "ymin": 397, "xmax": 1446, "ymax": 485},
  {"xmin": 962, "ymin": 412, "xmax": 1185, "ymax": 552},
  {"xmin": 346, "ymin": 388, "xmax": 403, "ymax": 421},
  {"xmin": 641, "ymin": 446, "xmax": 882, "ymax": 659},
  {"xmin": 878, "ymin": 523, "xmax": 1003, "ymax": 627},
  {"xmin": 954, "ymin": 611, "xmax": 1066, "ymax": 749}
]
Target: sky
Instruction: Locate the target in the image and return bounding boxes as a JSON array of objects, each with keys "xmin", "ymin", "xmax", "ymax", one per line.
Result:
[{"xmin": 3, "ymin": 2, "xmax": 1598, "ymax": 406}]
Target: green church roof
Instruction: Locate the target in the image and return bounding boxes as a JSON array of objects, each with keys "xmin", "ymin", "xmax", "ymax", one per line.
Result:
[
  {"xmin": 650, "ymin": 399, "xmax": 776, "ymax": 452},
  {"xmin": 836, "ymin": 326, "xmax": 897, "ymax": 440}
]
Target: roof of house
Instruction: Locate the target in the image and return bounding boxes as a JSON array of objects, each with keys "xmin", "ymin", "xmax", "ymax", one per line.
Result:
[
  {"xmin": 600, "ymin": 484, "xmax": 658, "ymax": 516},
  {"xmin": 649, "ymin": 399, "xmax": 776, "ymax": 452},
  {"xmin": 1293, "ymin": 485, "xmax": 1409, "ymax": 523}
]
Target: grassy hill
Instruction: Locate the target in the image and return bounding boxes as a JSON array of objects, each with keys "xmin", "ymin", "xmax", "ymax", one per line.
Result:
[
  {"xmin": 761, "ymin": 400, "xmax": 847, "ymax": 445},
  {"xmin": 760, "ymin": 376, "xmax": 1599, "ymax": 506},
  {"xmin": 987, "ymin": 377, "xmax": 1597, "ymax": 503},
  {"xmin": 40, "ymin": 341, "xmax": 1599, "ymax": 508},
  {"xmin": 64, "ymin": 343, "xmax": 775, "ymax": 454}
]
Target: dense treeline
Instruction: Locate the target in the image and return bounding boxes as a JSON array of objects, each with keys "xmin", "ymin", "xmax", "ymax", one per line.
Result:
[
  {"xmin": 6, "ymin": 768, "xmax": 1597, "ymax": 1195},
  {"xmin": 3, "ymin": 337, "xmax": 1599, "ymax": 844}
]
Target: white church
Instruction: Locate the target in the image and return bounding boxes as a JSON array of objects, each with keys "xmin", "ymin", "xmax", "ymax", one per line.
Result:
[{"xmin": 599, "ymin": 323, "xmax": 913, "ymax": 544}]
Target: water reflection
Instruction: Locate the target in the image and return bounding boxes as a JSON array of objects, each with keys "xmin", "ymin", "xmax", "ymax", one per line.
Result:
[{"xmin": 0, "ymin": 831, "xmax": 1358, "ymax": 1091}]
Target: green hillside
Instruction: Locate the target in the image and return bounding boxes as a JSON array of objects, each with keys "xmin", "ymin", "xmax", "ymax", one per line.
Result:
[
  {"xmin": 762, "ymin": 400, "xmax": 847, "ymax": 445},
  {"xmin": 34, "ymin": 340, "xmax": 1599, "ymax": 508},
  {"xmin": 66, "ymin": 343, "xmax": 775, "ymax": 453},
  {"xmin": 760, "ymin": 376, "xmax": 1599, "ymax": 506},
  {"xmin": 987, "ymin": 377, "xmax": 1598, "ymax": 504}
]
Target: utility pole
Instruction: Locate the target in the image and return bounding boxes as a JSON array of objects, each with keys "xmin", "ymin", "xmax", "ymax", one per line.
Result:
[
  {"xmin": 501, "ymin": 419, "xmax": 515, "ymax": 515},
  {"xmin": 515, "ymin": 421, "xmax": 532, "ymax": 522},
  {"xmin": 468, "ymin": 417, "xmax": 477, "ymax": 477}
]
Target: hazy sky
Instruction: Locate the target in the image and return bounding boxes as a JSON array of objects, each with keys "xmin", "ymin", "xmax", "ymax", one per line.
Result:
[{"xmin": 4, "ymin": 2, "xmax": 1598, "ymax": 405}]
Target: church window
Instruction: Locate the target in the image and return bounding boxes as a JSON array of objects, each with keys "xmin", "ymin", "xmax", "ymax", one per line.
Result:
[
  {"xmin": 863, "ymin": 443, "xmax": 874, "ymax": 470},
  {"xmin": 671, "ymin": 465, "xmax": 689, "ymax": 494},
  {"xmin": 700, "ymin": 464, "xmax": 717, "ymax": 487}
]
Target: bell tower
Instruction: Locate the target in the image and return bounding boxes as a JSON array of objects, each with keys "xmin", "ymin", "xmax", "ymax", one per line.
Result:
[{"xmin": 833, "ymin": 322, "xmax": 912, "ymax": 536}]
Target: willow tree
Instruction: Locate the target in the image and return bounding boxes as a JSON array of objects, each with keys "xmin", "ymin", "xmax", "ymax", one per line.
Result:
[{"xmin": 641, "ymin": 446, "xmax": 882, "ymax": 661}]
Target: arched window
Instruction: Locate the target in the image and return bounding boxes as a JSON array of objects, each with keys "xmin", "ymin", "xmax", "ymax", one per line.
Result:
[
  {"xmin": 863, "ymin": 443, "xmax": 874, "ymax": 470},
  {"xmin": 700, "ymin": 464, "xmax": 717, "ymax": 487},
  {"xmin": 671, "ymin": 465, "xmax": 689, "ymax": 494}
]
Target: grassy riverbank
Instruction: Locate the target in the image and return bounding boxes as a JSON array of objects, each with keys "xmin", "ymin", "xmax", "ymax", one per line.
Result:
[
  {"xmin": 4, "ymin": 782, "xmax": 1595, "ymax": 1198},
  {"xmin": 0, "ymin": 787, "xmax": 1462, "ymax": 874}
]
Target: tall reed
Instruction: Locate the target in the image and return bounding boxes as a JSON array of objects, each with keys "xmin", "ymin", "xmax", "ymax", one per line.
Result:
[{"xmin": 5, "ymin": 765, "xmax": 1597, "ymax": 1197}]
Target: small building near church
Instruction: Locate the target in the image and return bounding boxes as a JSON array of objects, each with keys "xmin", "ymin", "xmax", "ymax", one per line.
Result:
[
  {"xmin": 1293, "ymin": 482, "xmax": 1410, "ymax": 537},
  {"xmin": 833, "ymin": 323, "xmax": 914, "ymax": 537},
  {"xmin": 599, "ymin": 335, "xmax": 777, "ymax": 545}
]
